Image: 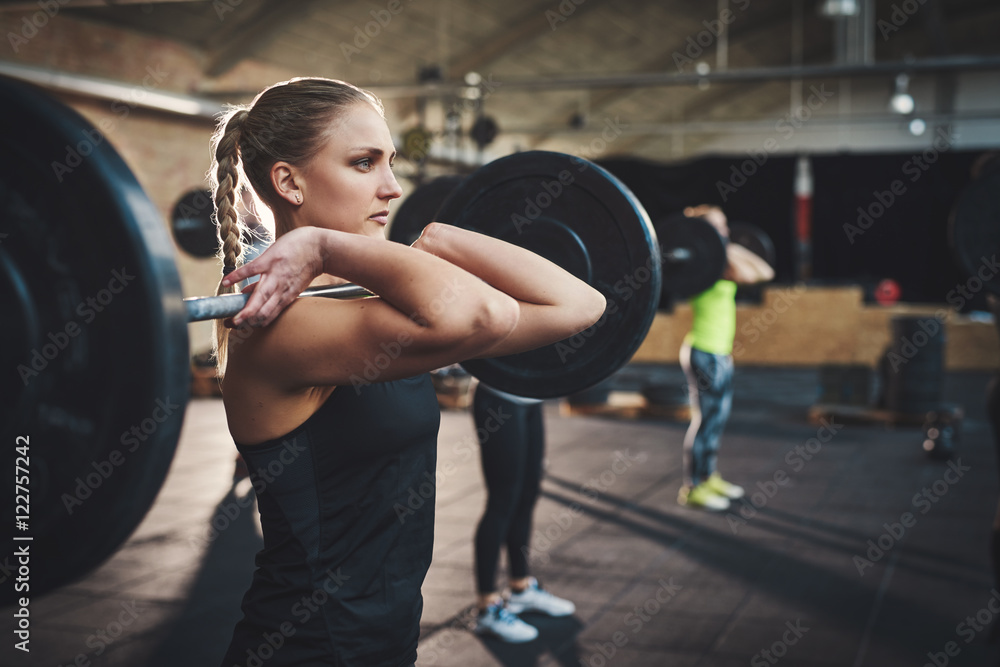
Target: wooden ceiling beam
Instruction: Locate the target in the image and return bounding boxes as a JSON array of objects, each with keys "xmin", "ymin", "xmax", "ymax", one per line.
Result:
[
  {"xmin": 444, "ymin": 0, "xmax": 607, "ymax": 81},
  {"xmin": 204, "ymin": 0, "xmax": 331, "ymax": 78}
]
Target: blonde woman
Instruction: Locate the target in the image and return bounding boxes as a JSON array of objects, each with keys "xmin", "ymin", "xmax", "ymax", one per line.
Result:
[{"xmin": 209, "ymin": 77, "xmax": 604, "ymax": 666}]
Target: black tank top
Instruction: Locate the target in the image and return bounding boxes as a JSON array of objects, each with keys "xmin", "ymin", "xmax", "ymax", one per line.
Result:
[{"xmin": 220, "ymin": 374, "xmax": 440, "ymax": 667}]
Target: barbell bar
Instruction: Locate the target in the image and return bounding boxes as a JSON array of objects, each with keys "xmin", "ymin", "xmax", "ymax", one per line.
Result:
[
  {"xmin": 184, "ymin": 283, "xmax": 374, "ymax": 322},
  {"xmin": 184, "ymin": 216, "xmax": 721, "ymax": 322}
]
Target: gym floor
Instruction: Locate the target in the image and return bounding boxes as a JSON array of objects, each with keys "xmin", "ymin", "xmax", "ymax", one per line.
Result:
[{"xmin": 4, "ymin": 365, "xmax": 998, "ymax": 667}]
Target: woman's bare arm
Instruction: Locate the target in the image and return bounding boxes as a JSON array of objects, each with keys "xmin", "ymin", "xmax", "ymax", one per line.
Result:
[
  {"xmin": 411, "ymin": 223, "xmax": 607, "ymax": 357},
  {"xmin": 723, "ymin": 243, "xmax": 775, "ymax": 285}
]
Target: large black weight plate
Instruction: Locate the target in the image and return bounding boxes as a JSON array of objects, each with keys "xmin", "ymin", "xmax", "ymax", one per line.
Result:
[
  {"xmin": 950, "ymin": 165, "xmax": 1000, "ymax": 296},
  {"xmin": 435, "ymin": 151, "xmax": 660, "ymax": 399},
  {"xmin": 171, "ymin": 188, "xmax": 217, "ymax": 258},
  {"xmin": 656, "ymin": 213, "xmax": 727, "ymax": 301},
  {"xmin": 0, "ymin": 76, "xmax": 189, "ymax": 603},
  {"xmin": 388, "ymin": 175, "xmax": 465, "ymax": 246},
  {"xmin": 729, "ymin": 221, "xmax": 776, "ymax": 268}
]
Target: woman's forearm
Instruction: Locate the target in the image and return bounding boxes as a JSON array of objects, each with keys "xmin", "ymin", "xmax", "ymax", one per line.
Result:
[
  {"xmin": 411, "ymin": 223, "xmax": 606, "ymax": 355},
  {"xmin": 725, "ymin": 243, "xmax": 775, "ymax": 285},
  {"xmin": 413, "ymin": 223, "xmax": 601, "ymax": 309},
  {"xmin": 318, "ymin": 228, "xmax": 519, "ymax": 335}
]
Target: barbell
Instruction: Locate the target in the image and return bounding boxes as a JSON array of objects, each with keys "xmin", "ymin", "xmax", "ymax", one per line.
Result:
[
  {"xmin": 389, "ymin": 172, "xmax": 739, "ymax": 310},
  {"xmin": 0, "ymin": 76, "xmax": 734, "ymax": 600}
]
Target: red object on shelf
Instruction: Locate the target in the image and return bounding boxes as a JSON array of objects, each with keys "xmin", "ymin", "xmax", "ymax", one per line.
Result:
[{"xmin": 875, "ymin": 279, "xmax": 901, "ymax": 305}]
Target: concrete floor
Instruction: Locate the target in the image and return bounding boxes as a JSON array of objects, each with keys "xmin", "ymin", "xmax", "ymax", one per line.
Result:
[{"xmin": 3, "ymin": 366, "xmax": 999, "ymax": 666}]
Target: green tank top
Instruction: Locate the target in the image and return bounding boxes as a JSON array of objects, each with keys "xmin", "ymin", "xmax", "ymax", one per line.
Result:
[{"xmin": 684, "ymin": 280, "xmax": 737, "ymax": 355}]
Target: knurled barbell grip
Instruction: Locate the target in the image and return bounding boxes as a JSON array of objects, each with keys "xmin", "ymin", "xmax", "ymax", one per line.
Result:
[{"xmin": 183, "ymin": 283, "xmax": 374, "ymax": 322}]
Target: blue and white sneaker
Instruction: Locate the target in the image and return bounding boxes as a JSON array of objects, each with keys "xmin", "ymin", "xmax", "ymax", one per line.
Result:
[
  {"xmin": 506, "ymin": 578, "xmax": 576, "ymax": 617},
  {"xmin": 474, "ymin": 601, "xmax": 538, "ymax": 643}
]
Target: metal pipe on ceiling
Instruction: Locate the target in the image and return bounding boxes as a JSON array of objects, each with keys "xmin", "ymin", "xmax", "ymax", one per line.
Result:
[
  {"xmin": 186, "ymin": 55, "xmax": 1000, "ymax": 101},
  {"xmin": 0, "ymin": 0, "xmax": 202, "ymax": 8},
  {"xmin": 860, "ymin": 0, "xmax": 875, "ymax": 66},
  {"xmin": 0, "ymin": 60, "xmax": 222, "ymax": 119},
  {"xmin": 715, "ymin": 0, "xmax": 728, "ymax": 71},
  {"xmin": 3, "ymin": 56, "xmax": 998, "ymax": 119},
  {"xmin": 357, "ymin": 55, "xmax": 1000, "ymax": 98},
  {"xmin": 499, "ymin": 110, "xmax": 1000, "ymax": 137}
]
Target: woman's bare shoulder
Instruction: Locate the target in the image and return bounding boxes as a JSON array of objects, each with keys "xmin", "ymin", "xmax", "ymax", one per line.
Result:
[{"xmin": 221, "ymin": 314, "xmax": 338, "ymax": 445}]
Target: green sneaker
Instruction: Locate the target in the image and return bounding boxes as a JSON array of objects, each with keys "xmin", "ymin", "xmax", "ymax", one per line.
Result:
[
  {"xmin": 704, "ymin": 472, "xmax": 745, "ymax": 500},
  {"xmin": 678, "ymin": 482, "xmax": 730, "ymax": 511}
]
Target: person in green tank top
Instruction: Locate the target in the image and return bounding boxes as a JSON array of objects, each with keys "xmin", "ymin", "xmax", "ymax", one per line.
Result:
[{"xmin": 677, "ymin": 205, "xmax": 775, "ymax": 512}]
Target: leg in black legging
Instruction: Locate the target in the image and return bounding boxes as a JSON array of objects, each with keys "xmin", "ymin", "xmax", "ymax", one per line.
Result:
[
  {"xmin": 506, "ymin": 402, "xmax": 545, "ymax": 582},
  {"xmin": 473, "ymin": 388, "xmax": 532, "ymax": 595}
]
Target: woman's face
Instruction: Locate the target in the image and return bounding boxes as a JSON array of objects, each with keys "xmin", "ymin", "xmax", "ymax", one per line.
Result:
[{"xmin": 297, "ymin": 102, "xmax": 403, "ymax": 239}]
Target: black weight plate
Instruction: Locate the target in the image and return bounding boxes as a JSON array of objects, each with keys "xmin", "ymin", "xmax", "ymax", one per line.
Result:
[
  {"xmin": 388, "ymin": 174, "xmax": 466, "ymax": 246},
  {"xmin": 0, "ymin": 76, "xmax": 189, "ymax": 602},
  {"xmin": 435, "ymin": 151, "xmax": 660, "ymax": 399},
  {"xmin": 729, "ymin": 221, "xmax": 776, "ymax": 268},
  {"xmin": 950, "ymin": 167, "xmax": 1000, "ymax": 296},
  {"xmin": 656, "ymin": 213, "xmax": 727, "ymax": 301},
  {"xmin": 171, "ymin": 188, "xmax": 217, "ymax": 258}
]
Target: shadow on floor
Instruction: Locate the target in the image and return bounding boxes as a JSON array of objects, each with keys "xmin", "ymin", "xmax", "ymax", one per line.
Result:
[
  {"xmin": 538, "ymin": 477, "xmax": 983, "ymax": 663},
  {"xmin": 144, "ymin": 480, "xmax": 262, "ymax": 666},
  {"xmin": 475, "ymin": 613, "xmax": 584, "ymax": 667}
]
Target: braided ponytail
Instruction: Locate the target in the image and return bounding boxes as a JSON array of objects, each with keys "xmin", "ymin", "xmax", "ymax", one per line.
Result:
[
  {"xmin": 205, "ymin": 78, "xmax": 385, "ymax": 375},
  {"xmin": 209, "ymin": 107, "xmax": 250, "ymax": 374}
]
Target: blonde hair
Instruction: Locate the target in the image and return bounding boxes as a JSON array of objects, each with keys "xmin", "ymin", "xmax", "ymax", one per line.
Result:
[{"xmin": 208, "ymin": 77, "xmax": 384, "ymax": 373}]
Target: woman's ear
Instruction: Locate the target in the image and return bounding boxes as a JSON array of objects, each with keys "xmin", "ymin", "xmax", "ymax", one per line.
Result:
[{"xmin": 270, "ymin": 161, "xmax": 303, "ymax": 206}]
